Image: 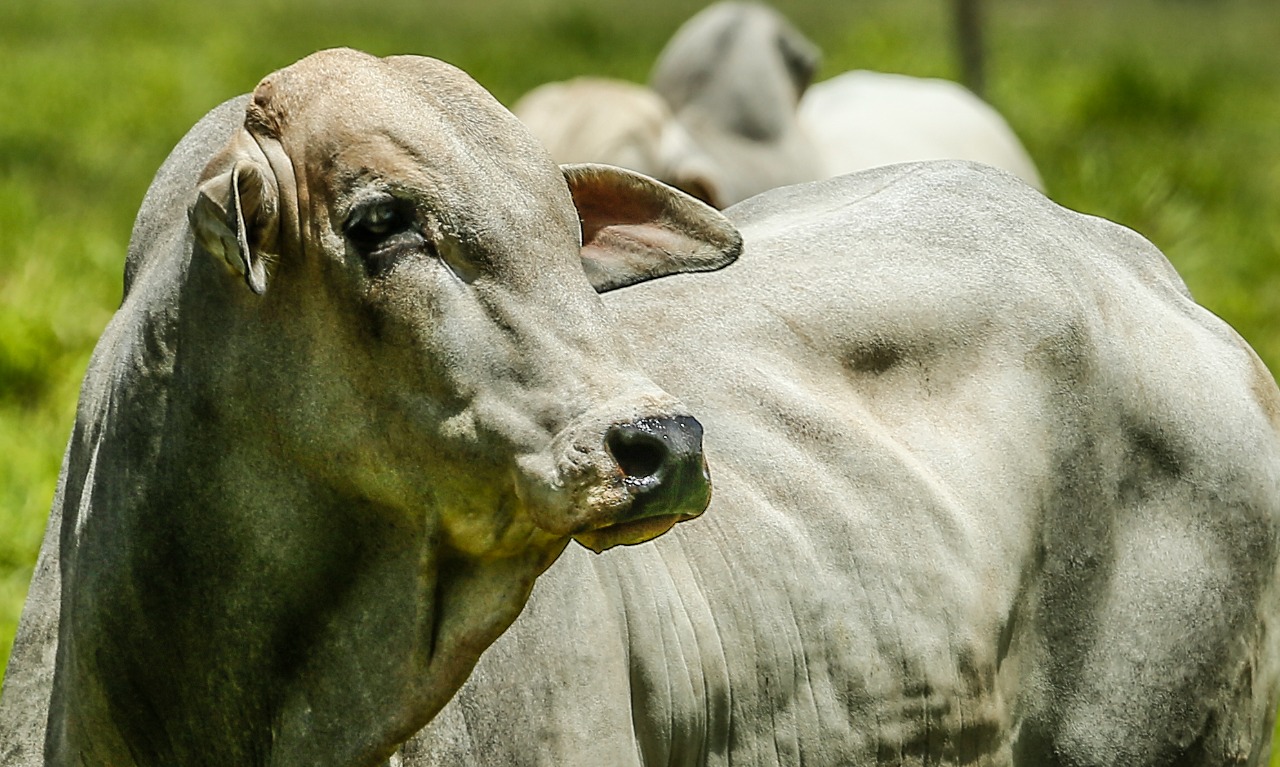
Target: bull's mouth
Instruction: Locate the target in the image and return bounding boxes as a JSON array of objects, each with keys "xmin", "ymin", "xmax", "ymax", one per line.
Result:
[{"xmin": 572, "ymin": 512, "xmax": 700, "ymax": 554}]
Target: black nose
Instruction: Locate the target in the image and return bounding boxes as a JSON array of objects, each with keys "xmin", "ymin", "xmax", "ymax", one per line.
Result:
[{"xmin": 605, "ymin": 416, "xmax": 710, "ymax": 521}]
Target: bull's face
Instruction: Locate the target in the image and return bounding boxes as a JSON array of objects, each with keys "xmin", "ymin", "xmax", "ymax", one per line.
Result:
[
  {"xmin": 193, "ymin": 50, "xmax": 739, "ymax": 557},
  {"xmin": 186, "ymin": 50, "xmax": 739, "ymax": 747}
]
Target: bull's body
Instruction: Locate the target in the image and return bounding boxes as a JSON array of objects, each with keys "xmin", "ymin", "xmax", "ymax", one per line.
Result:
[{"xmin": 408, "ymin": 162, "xmax": 1280, "ymax": 766}]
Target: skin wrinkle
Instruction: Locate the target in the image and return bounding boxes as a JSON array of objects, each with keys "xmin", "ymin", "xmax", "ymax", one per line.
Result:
[
  {"xmin": 776, "ymin": 330, "xmax": 988, "ymax": 752},
  {"xmin": 772, "ymin": 522, "xmax": 818, "ymax": 766},
  {"xmin": 593, "ymin": 557, "xmax": 645, "ymax": 767},
  {"xmin": 661, "ymin": 567, "xmax": 681, "ymax": 767},
  {"xmin": 683, "ymin": 490, "xmax": 742, "ymax": 763},
  {"xmin": 645, "ymin": 486, "xmax": 737, "ymax": 763},
  {"xmin": 732, "ymin": 485, "xmax": 770, "ymax": 766},
  {"xmin": 764, "ymin": 269, "xmax": 980, "ymax": 763},
  {"xmin": 956, "ymin": 628, "xmax": 969, "ymax": 763},
  {"xmin": 769, "ymin": 687, "xmax": 784, "ymax": 766},
  {"xmin": 632, "ymin": 556, "xmax": 673, "ymax": 767},
  {"xmin": 841, "ymin": 488, "xmax": 882, "ymax": 766},
  {"xmin": 781, "ymin": 601, "xmax": 808, "ymax": 767},
  {"xmin": 652, "ymin": 545, "xmax": 704, "ymax": 765},
  {"xmin": 670, "ymin": 537, "xmax": 718, "ymax": 767},
  {"xmin": 624, "ymin": 558, "xmax": 665, "ymax": 767},
  {"xmin": 752, "ymin": 517, "xmax": 790, "ymax": 767},
  {"xmin": 891, "ymin": 577, "xmax": 911, "ymax": 766},
  {"xmin": 654, "ymin": 539, "xmax": 701, "ymax": 766}
]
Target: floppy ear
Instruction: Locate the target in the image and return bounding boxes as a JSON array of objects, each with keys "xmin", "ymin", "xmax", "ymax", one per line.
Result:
[
  {"xmin": 190, "ymin": 132, "xmax": 280, "ymax": 295},
  {"xmin": 563, "ymin": 163, "xmax": 742, "ymax": 293}
]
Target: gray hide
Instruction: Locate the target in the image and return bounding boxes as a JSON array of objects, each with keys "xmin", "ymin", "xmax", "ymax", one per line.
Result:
[
  {"xmin": 405, "ymin": 161, "xmax": 1280, "ymax": 766},
  {"xmin": 0, "ymin": 49, "xmax": 743, "ymax": 767},
  {"xmin": 649, "ymin": 1, "xmax": 823, "ymax": 208}
]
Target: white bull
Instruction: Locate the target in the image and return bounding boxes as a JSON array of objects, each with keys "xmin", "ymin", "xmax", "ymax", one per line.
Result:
[
  {"xmin": 512, "ymin": 78, "xmax": 673, "ymax": 175},
  {"xmin": 0, "ymin": 49, "xmax": 741, "ymax": 767},
  {"xmin": 400, "ymin": 161, "xmax": 1280, "ymax": 765}
]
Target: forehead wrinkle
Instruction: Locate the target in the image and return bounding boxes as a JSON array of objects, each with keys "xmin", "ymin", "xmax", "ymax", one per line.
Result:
[
  {"xmin": 329, "ymin": 130, "xmax": 440, "ymax": 189},
  {"xmin": 267, "ymin": 51, "xmax": 579, "ymax": 259},
  {"xmin": 321, "ymin": 128, "xmax": 504, "ymax": 256},
  {"xmin": 355, "ymin": 118, "xmax": 563, "ymax": 260}
]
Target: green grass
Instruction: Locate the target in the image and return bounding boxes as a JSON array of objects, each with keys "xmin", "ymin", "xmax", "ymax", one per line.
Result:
[{"xmin": 3, "ymin": 0, "xmax": 1280, "ymax": 755}]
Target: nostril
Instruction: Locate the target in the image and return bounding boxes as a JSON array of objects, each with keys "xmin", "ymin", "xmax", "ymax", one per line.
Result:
[
  {"xmin": 597, "ymin": 415, "xmax": 710, "ymax": 527},
  {"xmin": 606, "ymin": 422, "xmax": 668, "ymax": 483}
]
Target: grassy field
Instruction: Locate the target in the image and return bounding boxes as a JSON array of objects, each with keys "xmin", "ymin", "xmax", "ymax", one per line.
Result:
[{"xmin": 3, "ymin": 0, "xmax": 1280, "ymax": 754}]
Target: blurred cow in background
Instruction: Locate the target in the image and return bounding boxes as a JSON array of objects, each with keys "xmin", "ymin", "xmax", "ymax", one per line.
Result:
[
  {"xmin": 514, "ymin": 1, "xmax": 1043, "ymax": 208},
  {"xmin": 646, "ymin": 1, "xmax": 825, "ymax": 208},
  {"xmin": 512, "ymin": 78, "xmax": 720, "ymax": 205},
  {"xmin": 799, "ymin": 69, "xmax": 1043, "ymax": 189}
]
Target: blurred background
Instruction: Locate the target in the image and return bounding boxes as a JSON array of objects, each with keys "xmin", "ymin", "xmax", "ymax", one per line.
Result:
[{"xmin": 2, "ymin": 0, "xmax": 1278, "ymax": 749}]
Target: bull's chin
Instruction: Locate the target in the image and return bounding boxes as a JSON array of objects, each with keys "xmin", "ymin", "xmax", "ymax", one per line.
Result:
[{"xmin": 572, "ymin": 513, "xmax": 694, "ymax": 554}]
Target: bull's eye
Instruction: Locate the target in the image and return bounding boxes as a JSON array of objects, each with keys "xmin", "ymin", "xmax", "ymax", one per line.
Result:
[
  {"xmin": 346, "ymin": 198, "xmax": 433, "ymax": 275},
  {"xmin": 359, "ymin": 202, "xmax": 404, "ymax": 235}
]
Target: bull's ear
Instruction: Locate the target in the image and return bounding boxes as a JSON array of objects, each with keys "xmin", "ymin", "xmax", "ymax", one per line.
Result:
[
  {"xmin": 776, "ymin": 17, "xmax": 821, "ymax": 100},
  {"xmin": 190, "ymin": 133, "xmax": 279, "ymax": 295},
  {"xmin": 563, "ymin": 163, "xmax": 742, "ymax": 293}
]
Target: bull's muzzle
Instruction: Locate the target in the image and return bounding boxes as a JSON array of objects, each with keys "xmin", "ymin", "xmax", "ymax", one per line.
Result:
[{"xmin": 573, "ymin": 415, "xmax": 711, "ymax": 553}]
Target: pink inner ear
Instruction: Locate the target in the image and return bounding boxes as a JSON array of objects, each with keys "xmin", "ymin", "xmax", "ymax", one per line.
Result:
[
  {"xmin": 570, "ymin": 171, "xmax": 671, "ymax": 250},
  {"xmin": 581, "ymin": 224, "xmax": 688, "ymax": 263}
]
